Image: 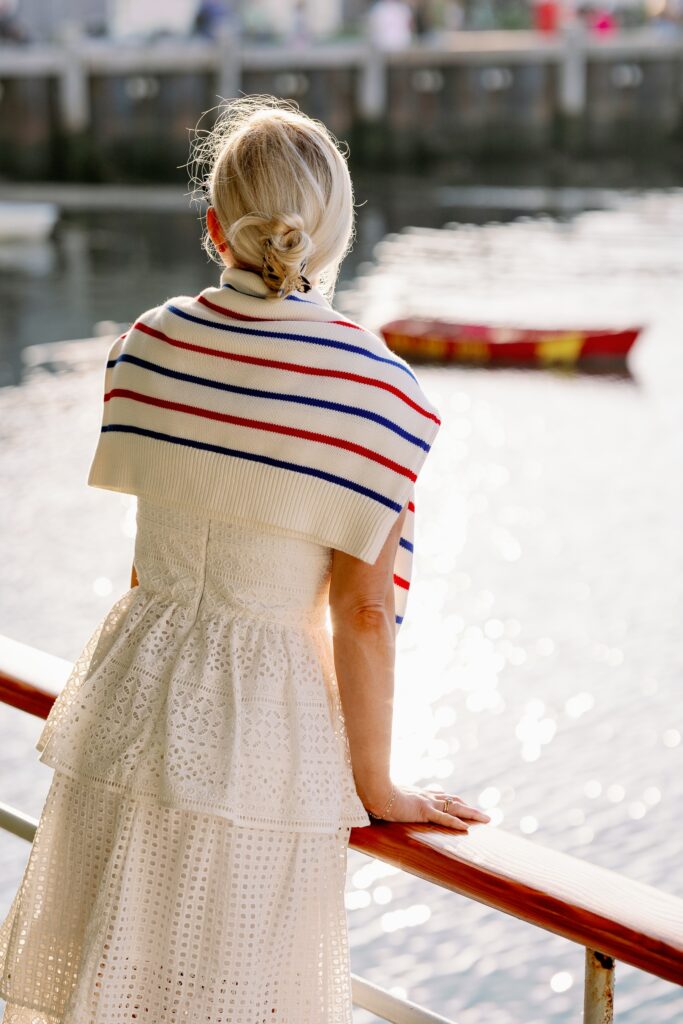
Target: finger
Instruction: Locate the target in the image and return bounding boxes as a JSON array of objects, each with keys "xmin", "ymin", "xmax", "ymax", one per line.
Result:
[
  {"xmin": 431, "ymin": 795, "xmax": 491, "ymax": 823},
  {"xmin": 456, "ymin": 805, "xmax": 491, "ymax": 822},
  {"xmin": 429, "ymin": 807, "xmax": 470, "ymax": 830},
  {"xmin": 428, "ymin": 792, "xmax": 463, "ymax": 804},
  {"xmin": 446, "ymin": 799, "xmax": 490, "ymax": 822}
]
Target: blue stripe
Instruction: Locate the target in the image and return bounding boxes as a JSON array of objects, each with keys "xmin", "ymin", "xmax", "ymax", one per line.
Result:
[
  {"xmin": 395, "ymin": 614, "xmax": 404, "ymax": 625},
  {"xmin": 101, "ymin": 424, "xmax": 403, "ymax": 512},
  {"xmin": 107, "ymin": 353, "xmax": 430, "ymax": 451},
  {"xmin": 166, "ymin": 303, "xmax": 418, "ymax": 383},
  {"xmin": 399, "ymin": 537, "xmax": 414, "ymax": 553}
]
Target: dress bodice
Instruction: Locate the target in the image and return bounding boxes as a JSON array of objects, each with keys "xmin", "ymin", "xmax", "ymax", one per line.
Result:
[{"xmin": 133, "ymin": 497, "xmax": 333, "ymax": 632}]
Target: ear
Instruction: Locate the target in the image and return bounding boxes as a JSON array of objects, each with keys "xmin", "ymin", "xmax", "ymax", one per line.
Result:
[{"xmin": 206, "ymin": 206, "xmax": 228, "ymax": 253}]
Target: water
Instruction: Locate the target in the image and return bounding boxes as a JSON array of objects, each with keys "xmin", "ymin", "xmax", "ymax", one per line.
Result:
[{"xmin": 1, "ymin": 186, "xmax": 682, "ymax": 1023}]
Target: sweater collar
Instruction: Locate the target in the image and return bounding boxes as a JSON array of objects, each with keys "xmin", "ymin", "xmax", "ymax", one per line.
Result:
[{"xmin": 219, "ymin": 266, "xmax": 331, "ymax": 310}]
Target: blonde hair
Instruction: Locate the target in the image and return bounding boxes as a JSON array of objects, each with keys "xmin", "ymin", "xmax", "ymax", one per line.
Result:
[{"xmin": 188, "ymin": 95, "xmax": 355, "ymax": 300}]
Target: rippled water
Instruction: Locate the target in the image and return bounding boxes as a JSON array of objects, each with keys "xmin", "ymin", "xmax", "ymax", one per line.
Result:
[{"xmin": 1, "ymin": 189, "xmax": 682, "ymax": 1023}]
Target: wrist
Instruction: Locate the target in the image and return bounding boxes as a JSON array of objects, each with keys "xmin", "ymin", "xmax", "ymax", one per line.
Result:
[{"xmin": 359, "ymin": 779, "xmax": 396, "ymax": 818}]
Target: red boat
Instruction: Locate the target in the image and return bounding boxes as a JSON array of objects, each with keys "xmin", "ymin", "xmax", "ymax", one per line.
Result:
[{"xmin": 380, "ymin": 318, "xmax": 642, "ymax": 367}]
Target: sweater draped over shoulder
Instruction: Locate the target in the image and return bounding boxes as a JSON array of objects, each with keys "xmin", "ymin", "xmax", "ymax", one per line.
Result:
[{"xmin": 87, "ymin": 267, "xmax": 441, "ymax": 630}]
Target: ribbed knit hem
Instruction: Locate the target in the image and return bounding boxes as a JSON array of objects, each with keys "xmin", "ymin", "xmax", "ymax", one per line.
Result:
[{"xmin": 87, "ymin": 429, "xmax": 403, "ymax": 563}]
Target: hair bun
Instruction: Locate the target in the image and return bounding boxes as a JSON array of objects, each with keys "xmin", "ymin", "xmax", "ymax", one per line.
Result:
[{"xmin": 261, "ymin": 214, "xmax": 313, "ymax": 296}]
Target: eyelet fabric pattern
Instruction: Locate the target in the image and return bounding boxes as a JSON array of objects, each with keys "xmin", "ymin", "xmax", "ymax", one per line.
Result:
[{"xmin": 0, "ymin": 497, "xmax": 371, "ymax": 1023}]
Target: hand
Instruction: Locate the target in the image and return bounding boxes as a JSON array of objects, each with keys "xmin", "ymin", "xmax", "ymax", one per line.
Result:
[{"xmin": 368, "ymin": 784, "xmax": 491, "ymax": 830}]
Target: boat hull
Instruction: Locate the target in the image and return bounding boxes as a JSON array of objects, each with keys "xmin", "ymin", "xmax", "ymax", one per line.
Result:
[{"xmin": 380, "ymin": 319, "xmax": 641, "ymax": 366}]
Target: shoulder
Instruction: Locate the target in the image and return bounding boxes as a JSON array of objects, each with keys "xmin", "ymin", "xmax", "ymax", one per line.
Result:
[
  {"xmin": 101, "ymin": 297, "xmax": 192, "ymax": 370},
  {"xmin": 115, "ymin": 294, "xmax": 200, "ymax": 343},
  {"xmin": 141, "ymin": 294, "xmax": 198, "ymax": 325},
  {"xmin": 326, "ymin": 306, "xmax": 441, "ymax": 420}
]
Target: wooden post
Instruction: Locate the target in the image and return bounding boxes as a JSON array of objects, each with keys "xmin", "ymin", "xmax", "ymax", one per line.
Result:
[
  {"xmin": 358, "ymin": 44, "xmax": 386, "ymax": 120},
  {"xmin": 558, "ymin": 18, "xmax": 586, "ymax": 150},
  {"xmin": 216, "ymin": 23, "xmax": 241, "ymax": 104},
  {"xmin": 559, "ymin": 18, "xmax": 586, "ymax": 118},
  {"xmin": 56, "ymin": 22, "xmax": 89, "ymax": 135}
]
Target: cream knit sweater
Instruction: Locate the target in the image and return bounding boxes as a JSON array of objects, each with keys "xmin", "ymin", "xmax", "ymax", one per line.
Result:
[{"xmin": 87, "ymin": 266, "xmax": 441, "ymax": 628}]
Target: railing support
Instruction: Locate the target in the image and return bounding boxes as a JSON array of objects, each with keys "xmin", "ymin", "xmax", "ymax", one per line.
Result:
[
  {"xmin": 584, "ymin": 948, "xmax": 615, "ymax": 1024},
  {"xmin": 351, "ymin": 973, "xmax": 456, "ymax": 1023},
  {"xmin": 0, "ymin": 801, "xmax": 39, "ymax": 845}
]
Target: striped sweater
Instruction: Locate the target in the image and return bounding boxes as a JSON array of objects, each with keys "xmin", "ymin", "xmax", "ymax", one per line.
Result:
[{"xmin": 87, "ymin": 266, "xmax": 441, "ymax": 629}]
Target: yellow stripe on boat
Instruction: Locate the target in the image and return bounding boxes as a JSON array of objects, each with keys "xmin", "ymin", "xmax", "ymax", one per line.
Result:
[
  {"xmin": 535, "ymin": 332, "xmax": 585, "ymax": 364},
  {"xmin": 456, "ymin": 339, "xmax": 490, "ymax": 362}
]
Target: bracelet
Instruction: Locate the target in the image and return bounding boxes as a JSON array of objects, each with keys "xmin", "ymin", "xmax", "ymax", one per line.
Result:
[{"xmin": 370, "ymin": 783, "xmax": 397, "ymax": 820}]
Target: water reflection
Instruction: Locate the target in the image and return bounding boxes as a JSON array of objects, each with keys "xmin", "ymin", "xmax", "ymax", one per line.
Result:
[
  {"xmin": 339, "ymin": 191, "xmax": 683, "ymax": 1022},
  {"xmin": 0, "ymin": 210, "xmax": 211, "ymax": 386},
  {"xmin": 1, "ymin": 190, "xmax": 682, "ymax": 1023}
]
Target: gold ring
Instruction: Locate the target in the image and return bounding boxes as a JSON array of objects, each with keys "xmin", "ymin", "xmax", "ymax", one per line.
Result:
[{"xmin": 443, "ymin": 798, "xmax": 450, "ymax": 813}]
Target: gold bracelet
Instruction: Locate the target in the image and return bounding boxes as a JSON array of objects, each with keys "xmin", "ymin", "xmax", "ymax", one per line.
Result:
[{"xmin": 371, "ymin": 783, "xmax": 397, "ymax": 820}]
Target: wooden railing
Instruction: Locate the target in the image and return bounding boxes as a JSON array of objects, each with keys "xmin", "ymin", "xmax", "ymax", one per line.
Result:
[{"xmin": 1, "ymin": 632, "xmax": 682, "ymax": 1023}]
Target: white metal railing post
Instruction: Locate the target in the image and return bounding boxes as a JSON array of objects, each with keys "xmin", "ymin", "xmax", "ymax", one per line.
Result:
[
  {"xmin": 583, "ymin": 948, "xmax": 615, "ymax": 1023},
  {"xmin": 0, "ymin": 801, "xmax": 38, "ymax": 844}
]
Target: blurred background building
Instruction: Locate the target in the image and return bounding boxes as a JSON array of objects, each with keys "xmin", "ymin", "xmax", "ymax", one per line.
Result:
[
  {"xmin": 3, "ymin": 0, "xmax": 683, "ymax": 43},
  {"xmin": 1, "ymin": 0, "xmax": 683, "ymax": 180}
]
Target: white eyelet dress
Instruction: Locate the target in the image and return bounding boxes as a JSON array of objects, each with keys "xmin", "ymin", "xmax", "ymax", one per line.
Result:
[{"xmin": 0, "ymin": 496, "xmax": 371, "ymax": 1024}]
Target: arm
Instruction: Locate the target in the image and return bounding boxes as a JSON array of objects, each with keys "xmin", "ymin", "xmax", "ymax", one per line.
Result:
[
  {"xmin": 329, "ymin": 506, "xmax": 492, "ymax": 831},
  {"xmin": 328, "ymin": 505, "xmax": 406, "ymax": 817}
]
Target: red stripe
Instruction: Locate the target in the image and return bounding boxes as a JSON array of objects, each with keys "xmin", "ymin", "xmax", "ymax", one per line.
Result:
[
  {"xmin": 198, "ymin": 294, "xmax": 361, "ymax": 331},
  {"xmin": 104, "ymin": 388, "xmax": 417, "ymax": 481},
  {"xmin": 408, "ymin": 500, "xmax": 415, "ymax": 513},
  {"xmin": 133, "ymin": 320, "xmax": 440, "ymax": 425},
  {"xmin": 393, "ymin": 574, "xmax": 410, "ymax": 590}
]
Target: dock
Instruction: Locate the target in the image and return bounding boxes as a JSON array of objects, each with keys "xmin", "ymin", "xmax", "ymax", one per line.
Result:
[{"xmin": 1, "ymin": 27, "xmax": 683, "ymax": 177}]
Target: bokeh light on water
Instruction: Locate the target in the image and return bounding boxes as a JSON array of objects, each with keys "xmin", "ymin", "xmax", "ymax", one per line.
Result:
[
  {"xmin": 1, "ymin": 189, "xmax": 682, "ymax": 1023},
  {"xmin": 338, "ymin": 190, "xmax": 683, "ymax": 1023}
]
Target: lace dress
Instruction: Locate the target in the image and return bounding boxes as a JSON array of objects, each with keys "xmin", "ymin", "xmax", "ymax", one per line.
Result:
[{"xmin": 0, "ymin": 496, "xmax": 371, "ymax": 1024}]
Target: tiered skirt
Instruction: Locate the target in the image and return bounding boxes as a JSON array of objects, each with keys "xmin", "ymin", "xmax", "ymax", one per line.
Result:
[
  {"xmin": 0, "ymin": 771, "xmax": 356, "ymax": 1023},
  {"xmin": 0, "ymin": 545, "xmax": 370, "ymax": 1022}
]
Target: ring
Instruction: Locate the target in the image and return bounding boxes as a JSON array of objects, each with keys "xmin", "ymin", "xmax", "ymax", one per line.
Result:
[{"xmin": 443, "ymin": 797, "xmax": 450, "ymax": 813}]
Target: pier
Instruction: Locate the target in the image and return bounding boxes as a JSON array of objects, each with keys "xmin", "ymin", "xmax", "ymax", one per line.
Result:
[{"xmin": 1, "ymin": 27, "xmax": 683, "ymax": 178}]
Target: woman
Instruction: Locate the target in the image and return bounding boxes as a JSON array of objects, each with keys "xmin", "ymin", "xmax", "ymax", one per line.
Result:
[{"xmin": 0, "ymin": 96, "xmax": 489, "ymax": 1023}]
